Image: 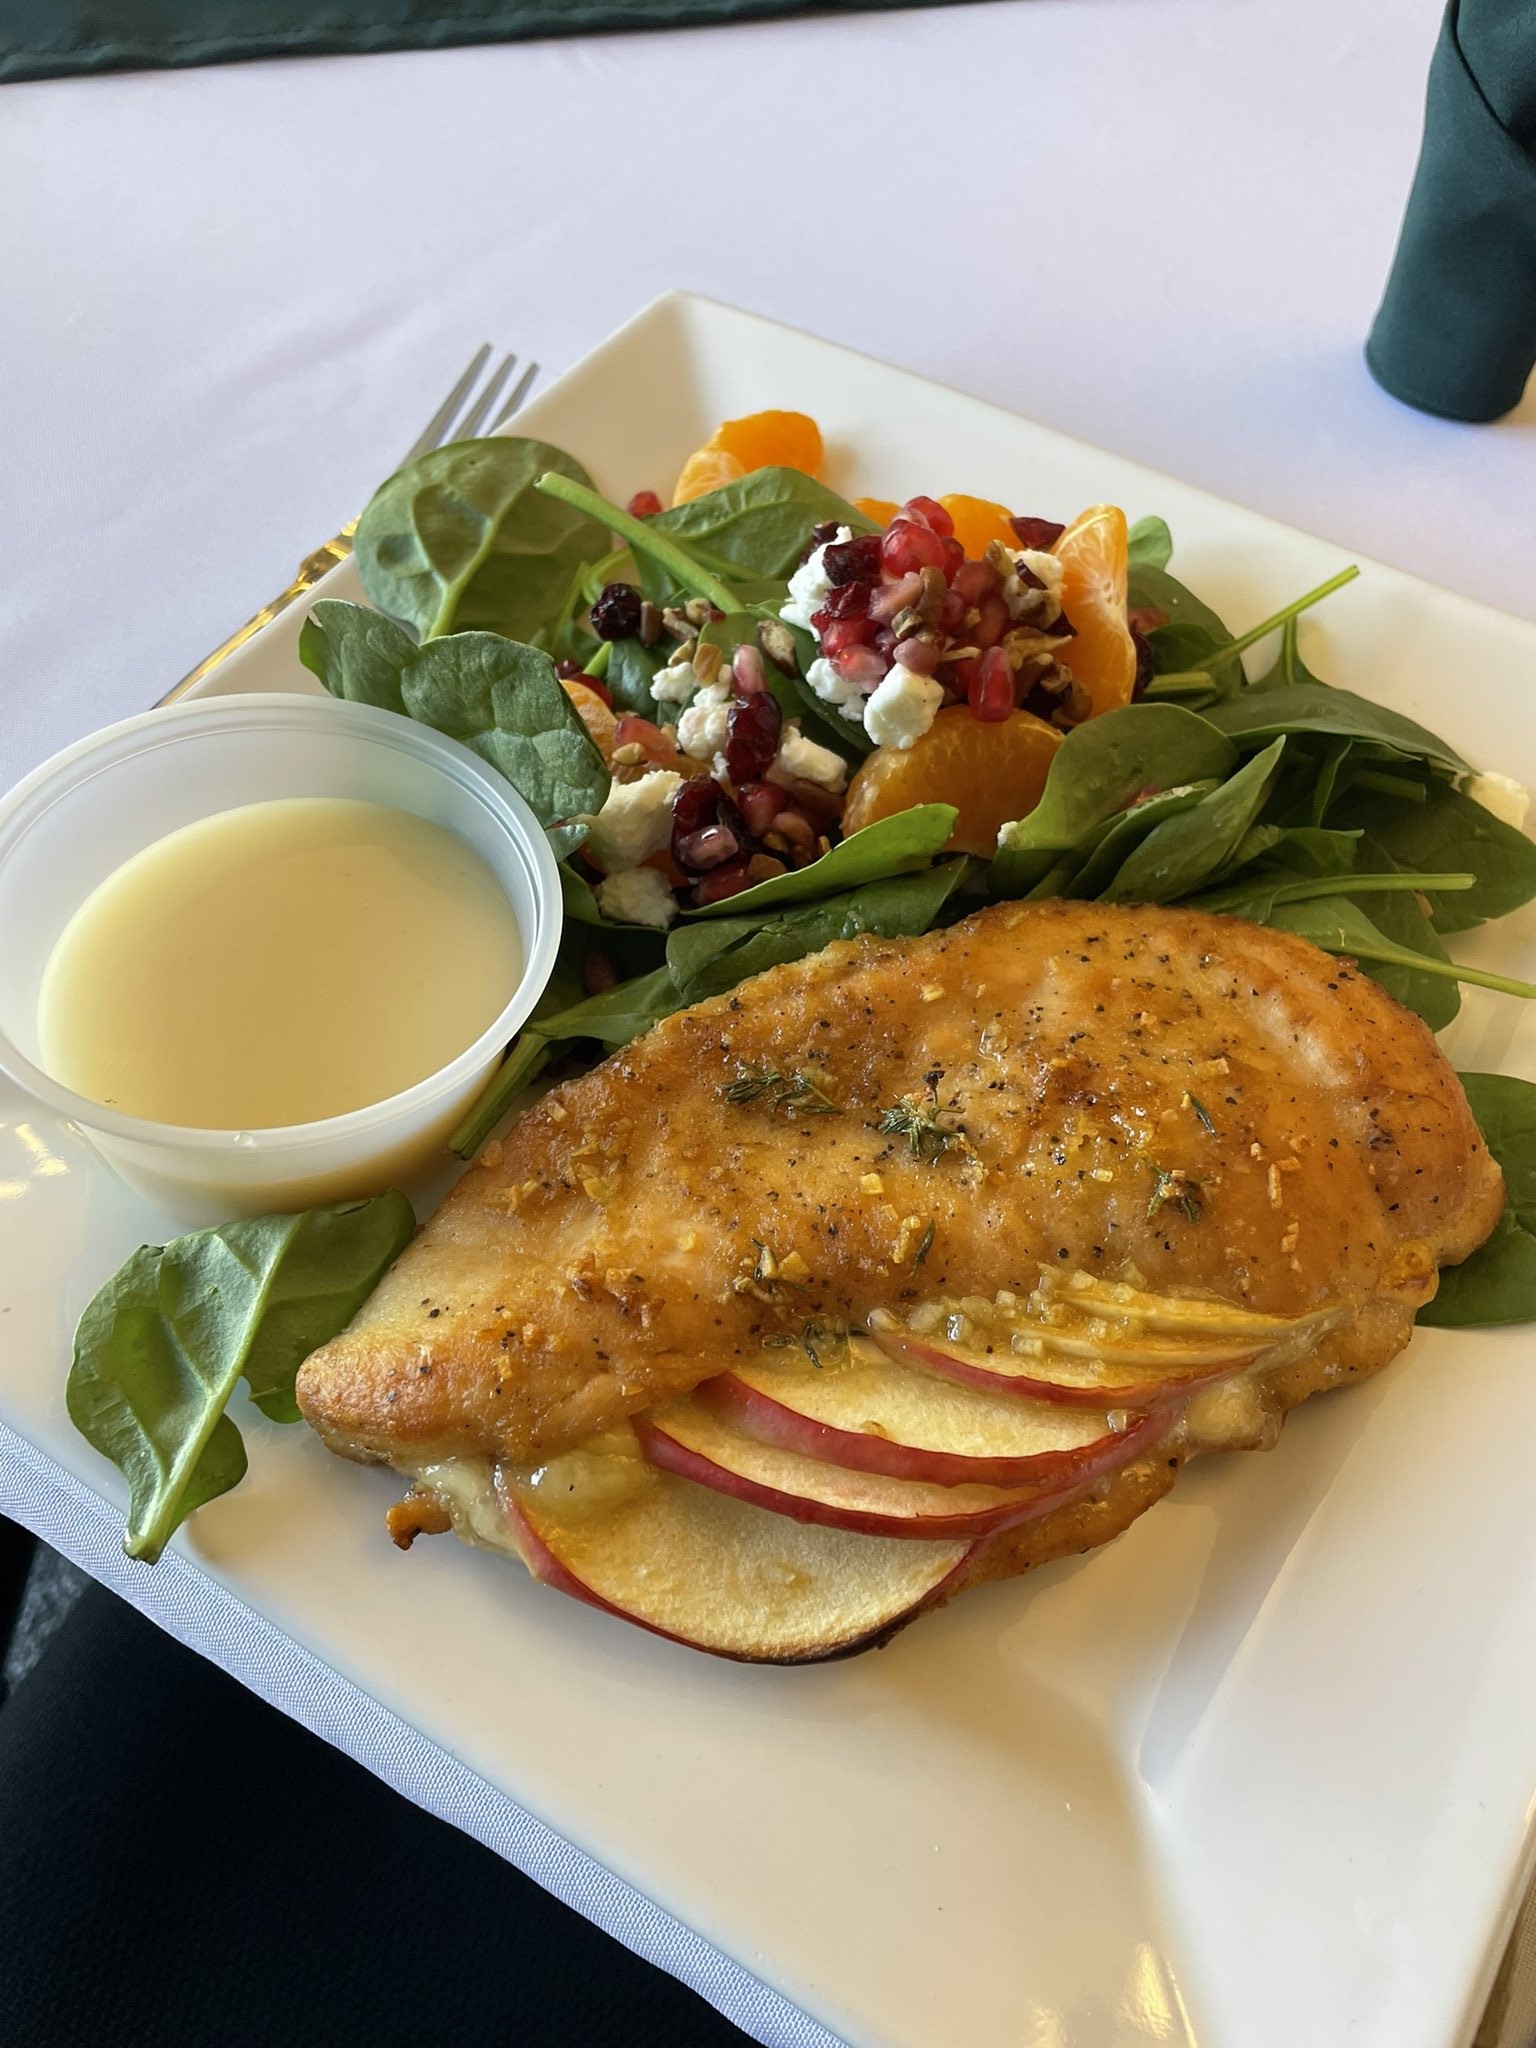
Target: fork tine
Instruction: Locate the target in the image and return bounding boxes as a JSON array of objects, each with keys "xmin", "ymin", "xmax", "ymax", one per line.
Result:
[
  {"xmin": 456, "ymin": 352, "xmax": 520, "ymax": 440},
  {"xmin": 492, "ymin": 361, "xmax": 541, "ymax": 429},
  {"xmin": 398, "ymin": 343, "xmax": 491, "ymax": 463}
]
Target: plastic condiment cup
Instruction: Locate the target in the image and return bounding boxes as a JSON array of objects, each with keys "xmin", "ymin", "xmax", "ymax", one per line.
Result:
[{"xmin": 0, "ymin": 693, "xmax": 562, "ymax": 1224}]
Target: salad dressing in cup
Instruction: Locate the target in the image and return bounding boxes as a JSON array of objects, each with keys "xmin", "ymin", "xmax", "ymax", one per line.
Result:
[{"xmin": 0, "ymin": 694, "xmax": 561, "ymax": 1223}]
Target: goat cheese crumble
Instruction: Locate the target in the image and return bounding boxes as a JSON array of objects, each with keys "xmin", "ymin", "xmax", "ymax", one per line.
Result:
[
  {"xmin": 770, "ymin": 725, "xmax": 847, "ymax": 793},
  {"xmin": 596, "ymin": 863, "xmax": 678, "ymax": 929},
  {"xmin": 676, "ymin": 680, "xmax": 732, "ymax": 760},
  {"xmin": 584, "ymin": 768, "xmax": 682, "ymax": 872},
  {"xmin": 805, "ymin": 654, "xmax": 872, "ymax": 723},
  {"xmin": 862, "ymin": 666, "xmax": 944, "ymax": 751},
  {"xmin": 780, "ymin": 526, "xmax": 852, "ymax": 631},
  {"xmin": 649, "ymin": 659, "xmax": 698, "ymax": 706},
  {"xmin": 1463, "ymin": 771, "xmax": 1530, "ymax": 831}
]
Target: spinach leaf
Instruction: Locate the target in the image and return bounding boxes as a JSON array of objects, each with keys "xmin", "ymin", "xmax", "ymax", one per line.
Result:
[
  {"xmin": 647, "ymin": 468, "xmax": 878, "ymax": 587},
  {"xmin": 1047, "ymin": 782, "xmax": 1222, "ymax": 899},
  {"xmin": 1341, "ymin": 867, "xmax": 1461, "ymax": 1030},
  {"xmin": 1127, "ymin": 516, "xmax": 1173, "ymax": 574},
  {"xmin": 450, "ymin": 966, "xmax": 682, "ymax": 1158},
  {"xmin": 1202, "ymin": 681, "xmax": 1469, "ymax": 775},
  {"xmin": 1261, "ymin": 894, "xmax": 1536, "ymax": 1010},
  {"xmin": 1102, "ymin": 739, "xmax": 1287, "ymax": 903},
  {"xmin": 1129, "ymin": 567, "xmax": 1234, "ymax": 657},
  {"xmin": 605, "ymin": 636, "xmax": 668, "ymax": 718},
  {"xmin": 991, "ymin": 704, "xmax": 1238, "ymax": 896},
  {"xmin": 668, "ymin": 860, "xmax": 973, "ymax": 1004},
  {"xmin": 67, "ymin": 1195, "xmax": 414, "ymax": 1562},
  {"xmin": 1339, "ymin": 781, "xmax": 1536, "ymax": 934},
  {"xmin": 1419, "ymin": 1074, "xmax": 1536, "ymax": 1327},
  {"xmin": 353, "ymin": 437, "xmax": 610, "ymax": 644},
  {"xmin": 301, "ymin": 599, "xmax": 609, "ymax": 857},
  {"xmin": 687, "ymin": 805, "xmax": 957, "ymax": 919}
]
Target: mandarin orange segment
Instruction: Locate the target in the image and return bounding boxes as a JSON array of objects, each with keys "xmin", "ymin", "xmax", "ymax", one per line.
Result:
[
  {"xmin": 939, "ymin": 494, "xmax": 1018, "ymax": 561},
  {"xmin": 1052, "ymin": 504, "xmax": 1138, "ymax": 717},
  {"xmin": 841, "ymin": 706, "xmax": 1062, "ymax": 857},
  {"xmin": 853, "ymin": 496, "xmax": 900, "ymax": 525},
  {"xmin": 561, "ymin": 677, "xmax": 618, "ymax": 761},
  {"xmin": 710, "ymin": 409, "xmax": 824, "ymax": 478},
  {"xmin": 671, "ymin": 445, "xmax": 746, "ymax": 506}
]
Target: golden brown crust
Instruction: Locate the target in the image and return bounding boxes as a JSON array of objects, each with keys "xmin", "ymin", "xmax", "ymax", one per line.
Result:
[{"xmin": 298, "ymin": 901, "xmax": 1504, "ymax": 1474}]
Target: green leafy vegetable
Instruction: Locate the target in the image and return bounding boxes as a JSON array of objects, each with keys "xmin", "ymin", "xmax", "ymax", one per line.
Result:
[
  {"xmin": 1420, "ymin": 1074, "xmax": 1536, "ymax": 1327},
  {"xmin": 1203, "ymin": 680, "xmax": 1469, "ymax": 775},
  {"xmin": 1262, "ymin": 895, "xmax": 1536, "ymax": 1005},
  {"xmin": 353, "ymin": 438, "xmax": 610, "ymax": 644},
  {"xmin": 991, "ymin": 704, "xmax": 1238, "ymax": 895},
  {"xmin": 1103, "ymin": 739, "xmax": 1287, "ymax": 903},
  {"xmin": 1341, "ymin": 781, "xmax": 1536, "ymax": 934},
  {"xmin": 688, "ymin": 805, "xmax": 957, "ymax": 919},
  {"xmin": 301, "ymin": 598, "xmax": 609, "ymax": 858},
  {"xmin": 647, "ymin": 468, "xmax": 878, "ymax": 585},
  {"xmin": 1127, "ymin": 516, "xmax": 1173, "ymax": 574},
  {"xmin": 67, "ymin": 1195, "xmax": 415, "ymax": 1562}
]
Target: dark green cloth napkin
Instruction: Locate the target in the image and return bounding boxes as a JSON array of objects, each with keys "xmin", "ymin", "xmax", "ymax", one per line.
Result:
[
  {"xmin": 1, "ymin": 0, "xmax": 961, "ymax": 83},
  {"xmin": 1367, "ymin": 0, "xmax": 1536, "ymax": 422}
]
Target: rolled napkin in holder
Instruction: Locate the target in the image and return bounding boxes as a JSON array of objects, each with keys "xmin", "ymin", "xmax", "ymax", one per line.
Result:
[{"xmin": 1366, "ymin": 0, "xmax": 1536, "ymax": 423}]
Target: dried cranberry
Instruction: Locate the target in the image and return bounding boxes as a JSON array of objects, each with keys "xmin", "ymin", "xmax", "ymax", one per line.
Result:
[
  {"xmin": 671, "ymin": 780, "xmax": 748, "ymax": 874},
  {"xmin": 882, "ymin": 520, "xmax": 948, "ymax": 577},
  {"xmin": 818, "ymin": 615, "xmax": 877, "ymax": 658},
  {"xmin": 626, "ymin": 489, "xmax": 663, "ymax": 519},
  {"xmin": 809, "ymin": 520, "xmax": 843, "ymax": 550},
  {"xmin": 952, "ymin": 559, "xmax": 1000, "ymax": 604},
  {"xmin": 723, "ymin": 691, "xmax": 781, "ymax": 784},
  {"xmin": 1131, "ymin": 624, "xmax": 1157, "ymax": 697},
  {"xmin": 823, "ymin": 534, "xmax": 884, "ymax": 585},
  {"xmin": 582, "ymin": 949, "xmax": 620, "ymax": 997},
  {"xmin": 968, "ymin": 647, "xmax": 1015, "ymax": 721},
  {"xmin": 1010, "ymin": 515, "xmax": 1065, "ymax": 551},
  {"xmin": 901, "ymin": 495, "xmax": 954, "ymax": 537},
  {"xmin": 811, "ymin": 581, "xmax": 871, "ymax": 624},
  {"xmin": 972, "ymin": 594, "xmax": 1011, "ymax": 650},
  {"xmin": 575, "ymin": 673, "xmax": 613, "ymax": 707},
  {"xmin": 590, "ymin": 581, "xmax": 644, "ymax": 641},
  {"xmin": 555, "ymin": 658, "xmax": 586, "ymax": 678}
]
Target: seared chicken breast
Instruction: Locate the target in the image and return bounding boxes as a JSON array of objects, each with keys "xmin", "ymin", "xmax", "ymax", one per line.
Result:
[{"xmin": 298, "ymin": 900, "xmax": 1503, "ymax": 1497}]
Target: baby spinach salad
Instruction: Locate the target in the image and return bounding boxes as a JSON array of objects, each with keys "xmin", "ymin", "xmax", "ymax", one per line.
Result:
[{"xmin": 71, "ymin": 430, "xmax": 1536, "ymax": 1558}]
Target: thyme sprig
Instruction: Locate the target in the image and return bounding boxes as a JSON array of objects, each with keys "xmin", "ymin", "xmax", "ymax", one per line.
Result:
[
  {"xmin": 1184, "ymin": 1092, "xmax": 1217, "ymax": 1137},
  {"xmin": 722, "ymin": 1063, "xmax": 840, "ymax": 1115},
  {"xmin": 878, "ymin": 1093, "xmax": 965, "ymax": 1162},
  {"xmin": 1147, "ymin": 1164, "xmax": 1205, "ymax": 1223}
]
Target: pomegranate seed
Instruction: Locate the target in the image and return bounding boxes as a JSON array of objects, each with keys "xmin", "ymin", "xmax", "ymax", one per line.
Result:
[
  {"xmin": 868, "ymin": 571, "xmax": 923, "ymax": 623},
  {"xmin": 900, "ymin": 495, "xmax": 954, "ymax": 537},
  {"xmin": 819, "ymin": 615, "xmax": 877, "ymax": 658},
  {"xmin": 973, "ymin": 594, "xmax": 1011, "ymax": 649},
  {"xmin": 626, "ymin": 489, "xmax": 663, "ymax": 518},
  {"xmin": 952, "ymin": 558, "xmax": 1000, "ymax": 604},
  {"xmin": 723, "ymin": 691, "xmax": 781, "ymax": 784},
  {"xmin": 555, "ymin": 658, "xmax": 585, "ymax": 678},
  {"xmin": 732, "ymin": 643, "xmax": 767, "ymax": 694},
  {"xmin": 823, "ymin": 535, "xmax": 884, "ymax": 585},
  {"xmin": 939, "ymin": 536, "xmax": 965, "ymax": 580},
  {"xmin": 614, "ymin": 713, "xmax": 674, "ymax": 762},
  {"xmin": 692, "ymin": 857, "xmax": 754, "ymax": 905},
  {"xmin": 831, "ymin": 645, "xmax": 887, "ymax": 690},
  {"xmin": 893, "ymin": 637, "xmax": 941, "ymax": 677},
  {"xmin": 582, "ymin": 949, "xmax": 620, "ymax": 996},
  {"xmin": 735, "ymin": 780, "xmax": 786, "ymax": 836},
  {"xmin": 577, "ymin": 673, "xmax": 613, "ymax": 707},
  {"xmin": 881, "ymin": 520, "xmax": 948, "ymax": 576},
  {"xmin": 1127, "ymin": 605, "xmax": 1169, "ymax": 637},
  {"xmin": 676, "ymin": 823, "xmax": 740, "ymax": 871},
  {"xmin": 873, "ymin": 627, "xmax": 898, "ymax": 660},
  {"xmin": 811, "ymin": 580, "xmax": 871, "ymax": 624},
  {"xmin": 968, "ymin": 647, "xmax": 1015, "ymax": 721},
  {"xmin": 590, "ymin": 582, "xmax": 643, "ymax": 639},
  {"xmin": 1010, "ymin": 516, "xmax": 1065, "ymax": 551},
  {"xmin": 939, "ymin": 589, "xmax": 967, "ymax": 634},
  {"xmin": 950, "ymin": 656, "xmax": 981, "ymax": 696}
]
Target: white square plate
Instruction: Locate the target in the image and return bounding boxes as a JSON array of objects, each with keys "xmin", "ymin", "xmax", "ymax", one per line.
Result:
[{"xmin": 6, "ymin": 294, "xmax": 1536, "ymax": 2048}]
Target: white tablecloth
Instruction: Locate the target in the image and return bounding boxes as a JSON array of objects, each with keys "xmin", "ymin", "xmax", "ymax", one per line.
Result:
[{"xmin": 3, "ymin": 2, "xmax": 1534, "ymax": 2042}]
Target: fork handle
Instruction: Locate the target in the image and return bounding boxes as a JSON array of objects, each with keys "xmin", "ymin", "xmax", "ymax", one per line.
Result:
[{"xmin": 158, "ymin": 519, "xmax": 360, "ymax": 705}]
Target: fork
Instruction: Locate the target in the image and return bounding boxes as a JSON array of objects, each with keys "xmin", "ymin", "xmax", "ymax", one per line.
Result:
[{"xmin": 159, "ymin": 345, "xmax": 540, "ymax": 704}]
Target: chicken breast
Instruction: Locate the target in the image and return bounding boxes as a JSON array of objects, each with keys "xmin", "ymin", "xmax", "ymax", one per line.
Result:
[{"xmin": 297, "ymin": 900, "xmax": 1503, "ymax": 1487}]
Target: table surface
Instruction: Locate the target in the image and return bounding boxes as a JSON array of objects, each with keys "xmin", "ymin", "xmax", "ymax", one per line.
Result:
[{"xmin": 3, "ymin": 2, "xmax": 1534, "ymax": 2043}]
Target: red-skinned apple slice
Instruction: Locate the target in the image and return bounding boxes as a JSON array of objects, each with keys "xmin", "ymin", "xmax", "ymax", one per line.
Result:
[
  {"xmin": 871, "ymin": 1326, "xmax": 1250, "ymax": 1408},
  {"xmin": 500, "ymin": 1467, "xmax": 971, "ymax": 1663},
  {"xmin": 706, "ymin": 1342, "xmax": 1165, "ymax": 1488},
  {"xmin": 635, "ymin": 1398, "xmax": 1095, "ymax": 1539}
]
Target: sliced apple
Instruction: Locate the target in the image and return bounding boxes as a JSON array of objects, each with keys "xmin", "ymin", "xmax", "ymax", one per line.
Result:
[
  {"xmin": 502, "ymin": 1466, "xmax": 971, "ymax": 1663},
  {"xmin": 708, "ymin": 1338, "xmax": 1166, "ymax": 1488},
  {"xmin": 1050, "ymin": 1274, "xmax": 1337, "ymax": 1342},
  {"xmin": 870, "ymin": 1326, "xmax": 1247, "ymax": 1409},
  {"xmin": 635, "ymin": 1397, "xmax": 1091, "ymax": 1539}
]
